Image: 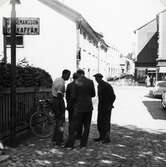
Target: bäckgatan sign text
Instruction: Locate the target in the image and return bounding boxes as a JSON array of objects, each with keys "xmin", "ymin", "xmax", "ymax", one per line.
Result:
[{"xmin": 3, "ymin": 17, "xmax": 40, "ymax": 35}]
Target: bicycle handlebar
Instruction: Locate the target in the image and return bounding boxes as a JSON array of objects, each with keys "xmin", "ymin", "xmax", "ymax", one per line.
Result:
[{"xmin": 39, "ymin": 99, "xmax": 52, "ymax": 103}]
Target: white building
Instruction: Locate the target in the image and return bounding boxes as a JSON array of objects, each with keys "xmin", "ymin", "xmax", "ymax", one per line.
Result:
[
  {"xmin": 0, "ymin": 0, "xmax": 109, "ymax": 80},
  {"xmin": 134, "ymin": 9, "xmax": 166, "ymax": 82},
  {"xmin": 107, "ymin": 45, "xmax": 122, "ymax": 79},
  {"xmin": 135, "ymin": 19, "xmax": 157, "ymax": 57},
  {"xmin": 158, "ymin": 9, "xmax": 166, "ymax": 69},
  {"xmin": 134, "ymin": 19, "xmax": 158, "ymax": 82}
]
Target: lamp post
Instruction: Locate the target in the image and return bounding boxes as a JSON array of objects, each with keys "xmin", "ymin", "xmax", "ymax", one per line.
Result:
[{"xmin": 10, "ymin": 0, "xmax": 20, "ymax": 146}]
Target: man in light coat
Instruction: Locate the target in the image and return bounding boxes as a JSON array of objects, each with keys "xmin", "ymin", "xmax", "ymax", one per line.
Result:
[{"xmin": 51, "ymin": 69, "xmax": 71, "ymax": 146}]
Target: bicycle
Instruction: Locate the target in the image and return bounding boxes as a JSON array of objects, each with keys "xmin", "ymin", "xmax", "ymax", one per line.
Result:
[{"xmin": 29, "ymin": 98, "xmax": 55, "ymax": 138}]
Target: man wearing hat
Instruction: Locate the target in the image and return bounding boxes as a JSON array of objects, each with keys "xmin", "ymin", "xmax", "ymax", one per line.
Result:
[{"xmin": 93, "ymin": 73, "xmax": 116, "ymax": 143}]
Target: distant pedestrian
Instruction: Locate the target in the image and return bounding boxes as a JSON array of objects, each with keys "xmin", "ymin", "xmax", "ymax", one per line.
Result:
[
  {"xmin": 153, "ymin": 77, "xmax": 156, "ymax": 86},
  {"xmin": 66, "ymin": 73, "xmax": 82, "ymax": 139},
  {"xmin": 150, "ymin": 76, "xmax": 153, "ymax": 87},
  {"xmin": 65, "ymin": 69, "xmax": 95, "ymax": 148},
  {"xmin": 93, "ymin": 73, "xmax": 116, "ymax": 144},
  {"xmin": 146, "ymin": 75, "xmax": 150, "ymax": 87},
  {"xmin": 51, "ymin": 69, "xmax": 71, "ymax": 146}
]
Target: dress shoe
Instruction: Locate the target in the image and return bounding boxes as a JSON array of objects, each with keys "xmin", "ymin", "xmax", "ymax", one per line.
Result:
[
  {"xmin": 56, "ymin": 143, "xmax": 63, "ymax": 146},
  {"xmin": 80, "ymin": 144, "xmax": 86, "ymax": 148},
  {"xmin": 102, "ymin": 139, "xmax": 111, "ymax": 144},
  {"xmin": 64, "ymin": 143, "xmax": 74, "ymax": 149},
  {"xmin": 93, "ymin": 137, "xmax": 102, "ymax": 142},
  {"xmin": 76, "ymin": 136, "xmax": 81, "ymax": 140}
]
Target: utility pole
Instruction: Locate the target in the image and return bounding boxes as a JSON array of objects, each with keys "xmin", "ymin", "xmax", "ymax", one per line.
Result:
[{"xmin": 10, "ymin": 0, "xmax": 20, "ymax": 146}]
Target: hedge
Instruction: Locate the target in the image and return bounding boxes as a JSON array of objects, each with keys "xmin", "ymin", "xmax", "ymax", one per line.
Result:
[{"xmin": 0, "ymin": 63, "xmax": 53, "ymax": 89}]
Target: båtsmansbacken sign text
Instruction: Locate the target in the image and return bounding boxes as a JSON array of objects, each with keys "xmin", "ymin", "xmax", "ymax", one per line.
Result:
[{"xmin": 3, "ymin": 17, "xmax": 40, "ymax": 35}]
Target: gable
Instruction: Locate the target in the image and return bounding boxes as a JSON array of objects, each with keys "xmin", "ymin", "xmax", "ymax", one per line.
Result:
[
  {"xmin": 135, "ymin": 19, "xmax": 157, "ymax": 55},
  {"xmin": 135, "ymin": 32, "xmax": 158, "ymax": 67}
]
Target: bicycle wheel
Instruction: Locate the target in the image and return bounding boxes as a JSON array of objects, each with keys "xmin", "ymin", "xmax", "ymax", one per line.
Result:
[{"xmin": 30, "ymin": 111, "xmax": 54, "ymax": 138}]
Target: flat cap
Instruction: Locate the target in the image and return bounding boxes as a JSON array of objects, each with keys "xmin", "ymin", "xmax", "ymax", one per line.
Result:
[{"xmin": 93, "ymin": 73, "xmax": 103, "ymax": 78}]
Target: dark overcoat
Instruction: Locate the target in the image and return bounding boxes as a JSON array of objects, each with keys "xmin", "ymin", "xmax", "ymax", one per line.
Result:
[
  {"xmin": 98, "ymin": 80, "xmax": 116, "ymax": 112},
  {"xmin": 66, "ymin": 81, "xmax": 75, "ymax": 111},
  {"xmin": 72, "ymin": 76, "xmax": 96, "ymax": 112}
]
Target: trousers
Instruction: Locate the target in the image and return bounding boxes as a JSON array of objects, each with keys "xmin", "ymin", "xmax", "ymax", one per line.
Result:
[
  {"xmin": 66, "ymin": 111, "xmax": 92, "ymax": 147},
  {"xmin": 51, "ymin": 96, "xmax": 65, "ymax": 145},
  {"xmin": 97, "ymin": 108, "xmax": 112, "ymax": 140}
]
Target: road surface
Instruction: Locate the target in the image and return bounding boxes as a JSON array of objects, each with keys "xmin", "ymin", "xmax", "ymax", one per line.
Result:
[{"xmin": 92, "ymin": 85, "xmax": 166, "ymax": 133}]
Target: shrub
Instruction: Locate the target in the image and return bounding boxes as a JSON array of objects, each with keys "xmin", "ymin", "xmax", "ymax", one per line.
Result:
[{"xmin": 0, "ymin": 63, "xmax": 53, "ymax": 88}]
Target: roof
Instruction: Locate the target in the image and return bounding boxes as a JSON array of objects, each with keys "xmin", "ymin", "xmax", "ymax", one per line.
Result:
[
  {"xmin": 38, "ymin": 0, "xmax": 82, "ymax": 23},
  {"xmin": 134, "ymin": 9, "xmax": 166, "ymax": 33},
  {"xmin": 134, "ymin": 18, "xmax": 156, "ymax": 33},
  {"xmin": 0, "ymin": 0, "xmax": 108, "ymax": 48},
  {"xmin": 38, "ymin": 0, "xmax": 108, "ymax": 47},
  {"xmin": 156, "ymin": 8, "xmax": 166, "ymax": 17}
]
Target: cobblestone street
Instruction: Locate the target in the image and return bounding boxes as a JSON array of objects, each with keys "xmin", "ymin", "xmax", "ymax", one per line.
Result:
[
  {"xmin": 1, "ymin": 124, "xmax": 166, "ymax": 167},
  {"xmin": 2, "ymin": 84, "xmax": 166, "ymax": 167}
]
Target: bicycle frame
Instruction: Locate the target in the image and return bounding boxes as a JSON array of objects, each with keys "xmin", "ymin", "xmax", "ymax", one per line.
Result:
[{"xmin": 29, "ymin": 98, "xmax": 55, "ymax": 138}]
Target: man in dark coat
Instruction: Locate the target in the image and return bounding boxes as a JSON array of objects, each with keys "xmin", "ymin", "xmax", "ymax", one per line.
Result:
[
  {"xmin": 93, "ymin": 73, "xmax": 116, "ymax": 144},
  {"xmin": 66, "ymin": 73, "xmax": 82, "ymax": 139},
  {"xmin": 65, "ymin": 69, "xmax": 96, "ymax": 148}
]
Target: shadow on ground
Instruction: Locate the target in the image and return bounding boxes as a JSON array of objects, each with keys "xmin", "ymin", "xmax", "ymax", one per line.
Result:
[
  {"xmin": 143, "ymin": 100, "xmax": 166, "ymax": 120},
  {"xmin": 2, "ymin": 123, "xmax": 166, "ymax": 167}
]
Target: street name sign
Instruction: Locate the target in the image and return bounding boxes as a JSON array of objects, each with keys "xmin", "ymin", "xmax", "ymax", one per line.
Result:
[
  {"xmin": 3, "ymin": 17, "xmax": 40, "ymax": 35},
  {"xmin": 6, "ymin": 35, "xmax": 24, "ymax": 48}
]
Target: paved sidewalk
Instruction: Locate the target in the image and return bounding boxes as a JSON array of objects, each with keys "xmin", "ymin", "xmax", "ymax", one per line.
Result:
[{"xmin": 1, "ymin": 124, "xmax": 166, "ymax": 167}]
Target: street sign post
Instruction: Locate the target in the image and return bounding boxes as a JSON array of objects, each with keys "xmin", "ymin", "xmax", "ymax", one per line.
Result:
[
  {"xmin": 10, "ymin": 0, "xmax": 17, "ymax": 146},
  {"xmin": 8, "ymin": 0, "xmax": 40, "ymax": 146},
  {"xmin": 6, "ymin": 35, "xmax": 24, "ymax": 48},
  {"xmin": 3, "ymin": 17, "xmax": 40, "ymax": 35}
]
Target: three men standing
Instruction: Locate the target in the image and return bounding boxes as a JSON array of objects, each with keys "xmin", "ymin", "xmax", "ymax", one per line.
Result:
[
  {"xmin": 52, "ymin": 69, "xmax": 116, "ymax": 148},
  {"xmin": 93, "ymin": 73, "xmax": 116, "ymax": 144}
]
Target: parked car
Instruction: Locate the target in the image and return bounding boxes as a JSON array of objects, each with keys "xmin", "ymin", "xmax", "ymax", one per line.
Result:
[
  {"xmin": 161, "ymin": 91, "xmax": 166, "ymax": 110},
  {"xmin": 152, "ymin": 81, "xmax": 166, "ymax": 98}
]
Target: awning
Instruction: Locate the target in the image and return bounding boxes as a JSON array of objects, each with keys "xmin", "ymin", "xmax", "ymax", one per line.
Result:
[{"xmin": 159, "ymin": 67, "xmax": 166, "ymax": 73}]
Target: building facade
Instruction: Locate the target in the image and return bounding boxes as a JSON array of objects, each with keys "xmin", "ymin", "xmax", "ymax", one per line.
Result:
[
  {"xmin": 134, "ymin": 19, "xmax": 158, "ymax": 83},
  {"xmin": 0, "ymin": 0, "xmax": 110, "ymax": 80},
  {"xmin": 107, "ymin": 46, "xmax": 122, "ymax": 79},
  {"xmin": 134, "ymin": 9, "xmax": 166, "ymax": 83},
  {"xmin": 157, "ymin": 9, "xmax": 166, "ymax": 80}
]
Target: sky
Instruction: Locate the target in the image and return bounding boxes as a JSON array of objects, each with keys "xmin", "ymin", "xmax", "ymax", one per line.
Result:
[
  {"xmin": 62, "ymin": 0, "xmax": 165, "ymax": 55},
  {"xmin": 0, "ymin": 0, "xmax": 165, "ymax": 56}
]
